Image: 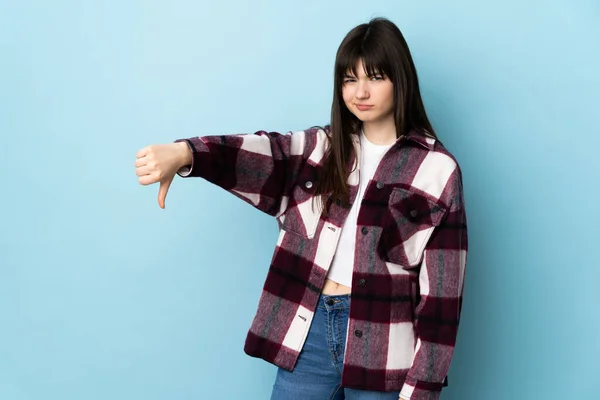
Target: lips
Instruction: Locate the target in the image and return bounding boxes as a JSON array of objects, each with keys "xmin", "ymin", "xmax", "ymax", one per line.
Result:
[{"xmin": 355, "ymin": 104, "xmax": 374, "ymax": 111}]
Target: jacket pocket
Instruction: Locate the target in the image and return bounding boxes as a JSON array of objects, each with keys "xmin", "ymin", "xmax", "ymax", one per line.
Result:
[
  {"xmin": 280, "ymin": 176, "xmax": 323, "ymax": 240},
  {"xmin": 379, "ymin": 187, "xmax": 447, "ymax": 268}
]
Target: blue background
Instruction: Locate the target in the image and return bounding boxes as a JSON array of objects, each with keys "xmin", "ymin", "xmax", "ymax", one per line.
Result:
[{"xmin": 1, "ymin": 1, "xmax": 599, "ymax": 399}]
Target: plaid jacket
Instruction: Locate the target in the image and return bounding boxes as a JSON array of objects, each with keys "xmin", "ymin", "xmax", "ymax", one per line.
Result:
[{"xmin": 176, "ymin": 125, "xmax": 468, "ymax": 400}]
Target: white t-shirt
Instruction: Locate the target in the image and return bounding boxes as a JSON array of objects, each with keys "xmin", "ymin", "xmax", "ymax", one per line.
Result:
[{"xmin": 326, "ymin": 130, "xmax": 394, "ymax": 287}]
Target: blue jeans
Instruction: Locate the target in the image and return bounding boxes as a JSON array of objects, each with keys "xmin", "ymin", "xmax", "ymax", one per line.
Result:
[{"xmin": 270, "ymin": 293, "xmax": 401, "ymax": 400}]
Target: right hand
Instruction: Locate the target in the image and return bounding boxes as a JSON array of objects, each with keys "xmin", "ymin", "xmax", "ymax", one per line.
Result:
[{"xmin": 135, "ymin": 142, "xmax": 191, "ymax": 209}]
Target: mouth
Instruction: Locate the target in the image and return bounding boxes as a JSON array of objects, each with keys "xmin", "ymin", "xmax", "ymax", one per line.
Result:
[{"xmin": 355, "ymin": 104, "xmax": 374, "ymax": 111}]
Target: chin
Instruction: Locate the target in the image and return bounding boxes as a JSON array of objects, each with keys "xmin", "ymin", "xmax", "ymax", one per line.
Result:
[{"xmin": 353, "ymin": 114, "xmax": 379, "ymax": 123}]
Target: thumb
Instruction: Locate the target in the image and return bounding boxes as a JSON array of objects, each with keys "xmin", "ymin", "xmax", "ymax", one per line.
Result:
[{"xmin": 158, "ymin": 176, "xmax": 173, "ymax": 209}]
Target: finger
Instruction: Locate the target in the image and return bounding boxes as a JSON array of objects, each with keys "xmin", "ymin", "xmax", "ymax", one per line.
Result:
[
  {"xmin": 136, "ymin": 147, "xmax": 150, "ymax": 159},
  {"xmin": 158, "ymin": 177, "xmax": 172, "ymax": 209},
  {"xmin": 138, "ymin": 173, "xmax": 159, "ymax": 186},
  {"xmin": 134, "ymin": 157, "xmax": 148, "ymax": 168},
  {"xmin": 135, "ymin": 165, "xmax": 152, "ymax": 177}
]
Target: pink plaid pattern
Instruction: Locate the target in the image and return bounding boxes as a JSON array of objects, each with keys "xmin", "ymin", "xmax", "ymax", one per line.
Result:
[{"xmin": 176, "ymin": 125, "xmax": 467, "ymax": 399}]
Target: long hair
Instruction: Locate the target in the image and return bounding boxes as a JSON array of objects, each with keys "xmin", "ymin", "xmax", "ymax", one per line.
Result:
[{"xmin": 315, "ymin": 17, "xmax": 436, "ymax": 215}]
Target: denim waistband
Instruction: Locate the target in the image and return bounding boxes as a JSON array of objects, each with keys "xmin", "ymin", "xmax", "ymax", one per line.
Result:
[{"xmin": 317, "ymin": 292, "xmax": 351, "ymax": 311}]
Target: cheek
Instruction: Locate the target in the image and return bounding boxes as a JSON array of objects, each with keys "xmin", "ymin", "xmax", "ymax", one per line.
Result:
[
  {"xmin": 372, "ymin": 85, "xmax": 394, "ymax": 111},
  {"xmin": 383, "ymin": 84, "xmax": 394, "ymax": 105},
  {"xmin": 342, "ymin": 86, "xmax": 354, "ymax": 105}
]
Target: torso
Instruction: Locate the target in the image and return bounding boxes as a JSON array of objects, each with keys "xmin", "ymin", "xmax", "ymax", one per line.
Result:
[
  {"xmin": 322, "ymin": 278, "xmax": 352, "ymax": 295},
  {"xmin": 321, "ymin": 131, "xmax": 393, "ymax": 297}
]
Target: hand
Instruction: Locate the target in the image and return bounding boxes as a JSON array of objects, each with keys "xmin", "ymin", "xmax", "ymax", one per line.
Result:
[{"xmin": 135, "ymin": 142, "xmax": 191, "ymax": 209}]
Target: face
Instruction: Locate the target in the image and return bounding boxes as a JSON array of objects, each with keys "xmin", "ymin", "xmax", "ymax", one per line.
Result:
[{"xmin": 342, "ymin": 59, "xmax": 395, "ymax": 124}]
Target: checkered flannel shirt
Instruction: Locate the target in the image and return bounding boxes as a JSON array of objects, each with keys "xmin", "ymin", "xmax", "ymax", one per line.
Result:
[{"xmin": 176, "ymin": 125, "xmax": 468, "ymax": 400}]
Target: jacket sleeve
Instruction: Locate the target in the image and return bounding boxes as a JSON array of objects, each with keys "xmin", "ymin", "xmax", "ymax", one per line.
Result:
[
  {"xmin": 173, "ymin": 126, "xmax": 323, "ymax": 217},
  {"xmin": 399, "ymin": 168, "xmax": 468, "ymax": 400}
]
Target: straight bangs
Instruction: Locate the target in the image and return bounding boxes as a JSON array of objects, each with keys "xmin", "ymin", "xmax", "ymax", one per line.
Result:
[{"xmin": 335, "ymin": 36, "xmax": 392, "ymax": 82}]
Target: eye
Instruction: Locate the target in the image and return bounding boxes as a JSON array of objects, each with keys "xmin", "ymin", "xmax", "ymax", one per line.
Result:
[
  {"xmin": 343, "ymin": 77, "xmax": 356, "ymax": 84},
  {"xmin": 371, "ymin": 75, "xmax": 384, "ymax": 81}
]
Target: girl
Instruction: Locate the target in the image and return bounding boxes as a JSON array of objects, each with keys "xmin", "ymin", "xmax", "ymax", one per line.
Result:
[{"xmin": 135, "ymin": 17, "xmax": 467, "ymax": 400}]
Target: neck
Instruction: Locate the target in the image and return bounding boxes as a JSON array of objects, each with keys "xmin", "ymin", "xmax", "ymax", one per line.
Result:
[{"xmin": 361, "ymin": 117, "xmax": 397, "ymax": 145}]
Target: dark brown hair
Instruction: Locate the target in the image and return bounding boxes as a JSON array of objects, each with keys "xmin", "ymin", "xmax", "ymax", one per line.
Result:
[{"xmin": 315, "ymin": 17, "xmax": 436, "ymax": 214}]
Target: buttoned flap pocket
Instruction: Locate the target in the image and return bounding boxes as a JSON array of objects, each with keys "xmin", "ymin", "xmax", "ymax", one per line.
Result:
[
  {"xmin": 379, "ymin": 187, "xmax": 447, "ymax": 268},
  {"xmin": 280, "ymin": 175, "xmax": 323, "ymax": 240}
]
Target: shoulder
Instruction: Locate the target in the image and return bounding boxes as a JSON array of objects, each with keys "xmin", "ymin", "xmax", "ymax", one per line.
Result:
[
  {"xmin": 404, "ymin": 135, "xmax": 464, "ymax": 208},
  {"xmin": 303, "ymin": 124, "xmax": 331, "ymax": 141},
  {"xmin": 285, "ymin": 124, "xmax": 331, "ymax": 164},
  {"xmin": 429, "ymin": 139, "xmax": 465, "ymax": 209},
  {"xmin": 431, "ymin": 138, "xmax": 462, "ymax": 174},
  {"xmin": 404, "ymin": 133, "xmax": 461, "ymax": 173},
  {"xmin": 285, "ymin": 124, "xmax": 330, "ymax": 142}
]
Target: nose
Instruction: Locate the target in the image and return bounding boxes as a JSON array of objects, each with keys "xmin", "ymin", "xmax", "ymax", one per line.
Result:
[{"xmin": 355, "ymin": 80, "xmax": 369, "ymax": 100}]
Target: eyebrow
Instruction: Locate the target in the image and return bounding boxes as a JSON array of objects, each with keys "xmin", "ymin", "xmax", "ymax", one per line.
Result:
[{"xmin": 343, "ymin": 70, "xmax": 384, "ymax": 79}]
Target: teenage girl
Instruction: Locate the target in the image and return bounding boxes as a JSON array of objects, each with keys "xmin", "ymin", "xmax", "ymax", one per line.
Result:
[{"xmin": 135, "ymin": 17, "xmax": 468, "ymax": 400}]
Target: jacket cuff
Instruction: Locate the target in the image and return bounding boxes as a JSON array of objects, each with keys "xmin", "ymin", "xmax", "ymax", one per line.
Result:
[
  {"xmin": 173, "ymin": 138, "xmax": 201, "ymax": 177},
  {"xmin": 399, "ymin": 376, "xmax": 447, "ymax": 400}
]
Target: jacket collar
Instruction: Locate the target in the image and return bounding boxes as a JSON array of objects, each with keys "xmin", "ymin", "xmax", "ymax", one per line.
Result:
[
  {"xmin": 350, "ymin": 129, "xmax": 436, "ymax": 151},
  {"xmin": 403, "ymin": 130, "xmax": 437, "ymax": 150}
]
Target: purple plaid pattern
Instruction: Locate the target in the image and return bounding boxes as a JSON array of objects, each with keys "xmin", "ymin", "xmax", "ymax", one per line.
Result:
[{"xmin": 175, "ymin": 126, "xmax": 467, "ymax": 399}]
